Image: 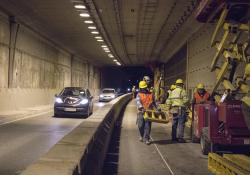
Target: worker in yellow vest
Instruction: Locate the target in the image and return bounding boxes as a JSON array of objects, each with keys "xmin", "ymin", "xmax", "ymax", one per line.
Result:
[
  {"xmin": 166, "ymin": 79, "xmax": 188, "ymax": 143},
  {"xmin": 136, "ymin": 80, "xmax": 158, "ymax": 145}
]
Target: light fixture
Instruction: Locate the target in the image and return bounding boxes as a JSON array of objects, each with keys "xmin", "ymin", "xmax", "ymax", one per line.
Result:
[
  {"xmin": 97, "ymin": 39, "xmax": 103, "ymax": 42},
  {"xmin": 80, "ymin": 13, "xmax": 90, "ymax": 17},
  {"xmin": 105, "ymin": 50, "xmax": 110, "ymax": 53},
  {"xmin": 91, "ymin": 31, "xmax": 99, "ymax": 34},
  {"xmin": 101, "ymin": 45, "xmax": 107, "ymax": 48},
  {"xmin": 74, "ymin": 5, "xmax": 86, "ymax": 9},
  {"xmin": 103, "ymin": 47, "xmax": 109, "ymax": 50},
  {"xmin": 108, "ymin": 54, "xmax": 114, "ymax": 58},
  {"xmin": 113, "ymin": 59, "xmax": 118, "ymax": 62},
  {"xmin": 88, "ymin": 26, "xmax": 96, "ymax": 29},
  {"xmin": 95, "ymin": 36, "xmax": 102, "ymax": 39},
  {"xmin": 84, "ymin": 20, "xmax": 93, "ymax": 24},
  {"xmin": 116, "ymin": 62, "xmax": 121, "ymax": 66}
]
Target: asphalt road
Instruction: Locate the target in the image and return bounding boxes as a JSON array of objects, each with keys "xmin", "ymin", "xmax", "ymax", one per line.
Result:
[
  {"xmin": 0, "ymin": 101, "xmax": 106, "ymax": 175},
  {"xmin": 103, "ymin": 100, "xmax": 212, "ymax": 175}
]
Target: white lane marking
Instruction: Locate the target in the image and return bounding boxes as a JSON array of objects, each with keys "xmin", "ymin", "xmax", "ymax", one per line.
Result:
[
  {"xmin": 0, "ymin": 110, "xmax": 52, "ymax": 126},
  {"xmin": 151, "ymin": 137, "xmax": 175, "ymax": 175}
]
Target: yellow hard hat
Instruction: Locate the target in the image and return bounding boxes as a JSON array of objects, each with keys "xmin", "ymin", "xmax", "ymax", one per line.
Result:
[
  {"xmin": 170, "ymin": 84, "xmax": 176, "ymax": 90},
  {"xmin": 197, "ymin": 83, "xmax": 205, "ymax": 89},
  {"xmin": 176, "ymin": 79, "xmax": 184, "ymax": 84},
  {"xmin": 139, "ymin": 81, "xmax": 147, "ymax": 89}
]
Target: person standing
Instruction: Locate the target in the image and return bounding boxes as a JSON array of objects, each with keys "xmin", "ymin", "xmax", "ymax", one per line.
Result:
[
  {"xmin": 192, "ymin": 83, "xmax": 210, "ymax": 104},
  {"xmin": 136, "ymin": 80, "xmax": 157, "ymax": 145},
  {"xmin": 132, "ymin": 85, "xmax": 136, "ymax": 98},
  {"xmin": 166, "ymin": 79, "xmax": 188, "ymax": 143}
]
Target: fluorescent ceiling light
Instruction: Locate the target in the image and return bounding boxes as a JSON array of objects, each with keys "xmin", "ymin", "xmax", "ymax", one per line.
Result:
[
  {"xmin": 105, "ymin": 50, "xmax": 110, "ymax": 53},
  {"xmin": 95, "ymin": 36, "xmax": 102, "ymax": 39},
  {"xmin": 91, "ymin": 31, "xmax": 99, "ymax": 34},
  {"xmin": 84, "ymin": 20, "xmax": 93, "ymax": 24},
  {"xmin": 74, "ymin": 5, "xmax": 86, "ymax": 9},
  {"xmin": 113, "ymin": 59, "xmax": 118, "ymax": 62},
  {"xmin": 103, "ymin": 47, "xmax": 109, "ymax": 50},
  {"xmin": 101, "ymin": 45, "xmax": 107, "ymax": 48},
  {"xmin": 97, "ymin": 39, "xmax": 104, "ymax": 42},
  {"xmin": 80, "ymin": 13, "xmax": 90, "ymax": 17},
  {"xmin": 116, "ymin": 62, "xmax": 121, "ymax": 66},
  {"xmin": 108, "ymin": 54, "xmax": 114, "ymax": 58},
  {"xmin": 88, "ymin": 26, "xmax": 96, "ymax": 29}
]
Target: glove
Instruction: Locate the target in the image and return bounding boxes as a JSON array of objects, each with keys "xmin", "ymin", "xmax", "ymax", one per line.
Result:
[{"xmin": 138, "ymin": 107, "xmax": 145, "ymax": 113}]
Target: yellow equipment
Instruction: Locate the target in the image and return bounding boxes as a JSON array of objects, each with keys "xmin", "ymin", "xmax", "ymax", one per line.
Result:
[
  {"xmin": 139, "ymin": 81, "xmax": 147, "ymax": 89},
  {"xmin": 208, "ymin": 153, "xmax": 250, "ymax": 175},
  {"xmin": 143, "ymin": 109, "xmax": 169, "ymax": 124},
  {"xmin": 208, "ymin": 5, "xmax": 250, "ymax": 105},
  {"xmin": 175, "ymin": 79, "xmax": 184, "ymax": 84}
]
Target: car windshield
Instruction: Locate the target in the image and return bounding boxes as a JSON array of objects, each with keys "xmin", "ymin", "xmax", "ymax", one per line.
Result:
[
  {"xmin": 102, "ymin": 89, "xmax": 115, "ymax": 93},
  {"xmin": 61, "ymin": 88, "xmax": 85, "ymax": 96}
]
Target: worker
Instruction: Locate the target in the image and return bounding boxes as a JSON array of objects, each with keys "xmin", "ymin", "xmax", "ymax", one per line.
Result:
[
  {"xmin": 192, "ymin": 83, "xmax": 210, "ymax": 104},
  {"xmin": 166, "ymin": 79, "xmax": 188, "ymax": 143},
  {"xmin": 132, "ymin": 86, "xmax": 136, "ymax": 98},
  {"xmin": 136, "ymin": 80, "xmax": 158, "ymax": 145}
]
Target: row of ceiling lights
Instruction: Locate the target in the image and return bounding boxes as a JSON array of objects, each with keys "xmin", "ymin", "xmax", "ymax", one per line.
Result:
[{"xmin": 73, "ymin": 3, "xmax": 121, "ymax": 66}]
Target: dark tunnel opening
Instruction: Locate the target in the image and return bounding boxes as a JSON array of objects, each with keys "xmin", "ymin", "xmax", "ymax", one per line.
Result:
[{"xmin": 100, "ymin": 66, "xmax": 153, "ymax": 93}]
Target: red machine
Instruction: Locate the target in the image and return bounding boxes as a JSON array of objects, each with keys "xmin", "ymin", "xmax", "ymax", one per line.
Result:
[
  {"xmin": 193, "ymin": 0, "xmax": 250, "ymax": 155},
  {"xmin": 195, "ymin": 101, "xmax": 250, "ymax": 154}
]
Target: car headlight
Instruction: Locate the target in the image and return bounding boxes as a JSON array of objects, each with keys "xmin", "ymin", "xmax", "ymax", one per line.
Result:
[
  {"xmin": 111, "ymin": 94, "xmax": 115, "ymax": 98},
  {"xmin": 100, "ymin": 94, "xmax": 104, "ymax": 98},
  {"xmin": 80, "ymin": 99, "xmax": 89, "ymax": 105},
  {"xmin": 55, "ymin": 97, "xmax": 63, "ymax": 103}
]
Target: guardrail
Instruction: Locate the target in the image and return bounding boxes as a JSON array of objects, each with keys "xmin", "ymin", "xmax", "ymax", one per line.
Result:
[{"xmin": 21, "ymin": 93, "xmax": 132, "ymax": 175}]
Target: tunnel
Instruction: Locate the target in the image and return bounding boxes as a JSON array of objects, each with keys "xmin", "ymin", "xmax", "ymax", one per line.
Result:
[{"xmin": 0, "ymin": 0, "xmax": 250, "ymax": 175}]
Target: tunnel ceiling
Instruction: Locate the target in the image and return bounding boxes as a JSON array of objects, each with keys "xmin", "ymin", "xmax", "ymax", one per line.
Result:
[{"xmin": 0, "ymin": 0, "xmax": 201, "ymax": 66}]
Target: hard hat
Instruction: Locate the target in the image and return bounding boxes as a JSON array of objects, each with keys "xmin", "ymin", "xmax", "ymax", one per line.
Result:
[
  {"xmin": 176, "ymin": 79, "xmax": 184, "ymax": 84},
  {"xmin": 139, "ymin": 81, "xmax": 147, "ymax": 89},
  {"xmin": 170, "ymin": 84, "xmax": 176, "ymax": 90},
  {"xmin": 143, "ymin": 76, "xmax": 151, "ymax": 83},
  {"xmin": 197, "ymin": 83, "xmax": 205, "ymax": 89}
]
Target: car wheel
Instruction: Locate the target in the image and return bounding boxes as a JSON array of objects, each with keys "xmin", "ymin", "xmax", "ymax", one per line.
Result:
[
  {"xmin": 54, "ymin": 112, "xmax": 58, "ymax": 118},
  {"xmin": 90, "ymin": 104, "xmax": 93, "ymax": 115}
]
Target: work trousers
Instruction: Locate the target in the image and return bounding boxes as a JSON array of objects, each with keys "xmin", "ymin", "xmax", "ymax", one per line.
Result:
[
  {"xmin": 172, "ymin": 112, "xmax": 186, "ymax": 139},
  {"xmin": 137, "ymin": 112, "xmax": 152, "ymax": 141}
]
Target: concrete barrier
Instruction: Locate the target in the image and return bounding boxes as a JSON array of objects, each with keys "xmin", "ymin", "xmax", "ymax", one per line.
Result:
[{"xmin": 21, "ymin": 93, "xmax": 132, "ymax": 175}]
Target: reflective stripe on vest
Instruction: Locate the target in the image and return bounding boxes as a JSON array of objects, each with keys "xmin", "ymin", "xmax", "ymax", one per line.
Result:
[
  {"xmin": 194, "ymin": 92, "xmax": 210, "ymax": 103},
  {"xmin": 138, "ymin": 93, "xmax": 153, "ymax": 109}
]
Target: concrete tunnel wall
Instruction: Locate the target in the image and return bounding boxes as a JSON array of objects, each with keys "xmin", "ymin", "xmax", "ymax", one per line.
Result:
[{"xmin": 0, "ymin": 11, "xmax": 101, "ymax": 112}]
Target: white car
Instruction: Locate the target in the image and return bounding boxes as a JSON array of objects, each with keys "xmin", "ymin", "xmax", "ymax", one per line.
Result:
[{"xmin": 99, "ymin": 88, "xmax": 117, "ymax": 102}]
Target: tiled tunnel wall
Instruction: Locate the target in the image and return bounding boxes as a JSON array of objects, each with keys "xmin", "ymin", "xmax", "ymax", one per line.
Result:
[
  {"xmin": 0, "ymin": 11, "xmax": 100, "ymax": 112},
  {"xmin": 164, "ymin": 44, "xmax": 187, "ymax": 87},
  {"xmin": 164, "ymin": 23, "xmax": 217, "ymax": 98}
]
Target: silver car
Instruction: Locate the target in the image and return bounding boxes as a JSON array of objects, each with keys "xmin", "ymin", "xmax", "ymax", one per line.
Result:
[{"xmin": 99, "ymin": 88, "xmax": 117, "ymax": 102}]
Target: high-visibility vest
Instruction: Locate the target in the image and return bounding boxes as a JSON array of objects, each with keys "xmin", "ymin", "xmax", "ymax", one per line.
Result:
[
  {"xmin": 166, "ymin": 87, "xmax": 188, "ymax": 107},
  {"xmin": 194, "ymin": 92, "xmax": 210, "ymax": 103},
  {"xmin": 138, "ymin": 92, "xmax": 153, "ymax": 109}
]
